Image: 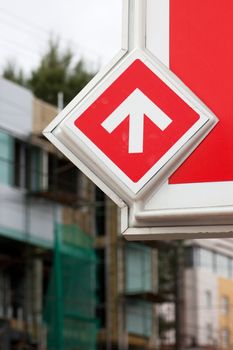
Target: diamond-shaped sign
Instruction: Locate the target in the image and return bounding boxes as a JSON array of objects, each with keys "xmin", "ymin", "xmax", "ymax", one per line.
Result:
[
  {"xmin": 74, "ymin": 59, "xmax": 202, "ymax": 185},
  {"xmin": 56, "ymin": 51, "xmax": 217, "ymax": 195}
]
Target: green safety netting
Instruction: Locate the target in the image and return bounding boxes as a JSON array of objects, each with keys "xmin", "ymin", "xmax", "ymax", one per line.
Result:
[{"xmin": 44, "ymin": 224, "xmax": 98, "ymax": 350}]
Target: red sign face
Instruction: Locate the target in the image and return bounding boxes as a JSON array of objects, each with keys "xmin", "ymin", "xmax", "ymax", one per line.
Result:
[
  {"xmin": 169, "ymin": 0, "xmax": 233, "ymax": 184},
  {"xmin": 74, "ymin": 59, "xmax": 201, "ymax": 184}
]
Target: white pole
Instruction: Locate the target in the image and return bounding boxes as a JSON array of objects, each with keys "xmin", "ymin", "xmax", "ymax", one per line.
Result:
[
  {"xmin": 124, "ymin": 0, "xmax": 147, "ymax": 51},
  {"xmin": 57, "ymin": 92, "xmax": 64, "ymax": 112}
]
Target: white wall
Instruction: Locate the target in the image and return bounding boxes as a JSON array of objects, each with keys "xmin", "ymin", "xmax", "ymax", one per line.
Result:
[{"xmin": 0, "ymin": 78, "xmax": 32, "ymax": 137}]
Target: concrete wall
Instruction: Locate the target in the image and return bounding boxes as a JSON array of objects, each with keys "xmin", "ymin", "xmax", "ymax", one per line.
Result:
[
  {"xmin": 0, "ymin": 78, "xmax": 32, "ymax": 137},
  {"xmin": 32, "ymin": 97, "xmax": 57, "ymax": 135}
]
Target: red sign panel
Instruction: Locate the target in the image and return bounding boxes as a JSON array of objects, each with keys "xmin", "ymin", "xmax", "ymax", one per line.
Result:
[
  {"xmin": 74, "ymin": 59, "xmax": 200, "ymax": 183},
  {"xmin": 169, "ymin": 0, "xmax": 233, "ymax": 184}
]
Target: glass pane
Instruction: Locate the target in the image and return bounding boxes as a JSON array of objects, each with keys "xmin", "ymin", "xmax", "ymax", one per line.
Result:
[
  {"xmin": 221, "ymin": 328, "xmax": 230, "ymax": 348},
  {"xmin": 221, "ymin": 296, "xmax": 229, "ymax": 315},
  {"xmin": 126, "ymin": 301, "xmax": 152, "ymax": 337},
  {"xmin": 29, "ymin": 146, "xmax": 42, "ymax": 191},
  {"xmin": 0, "ymin": 131, "xmax": 13, "ymax": 185},
  {"xmin": 125, "ymin": 244, "xmax": 152, "ymax": 293},
  {"xmin": 216, "ymin": 254, "xmax": 229, "ymax": 278},
  {"xmin": 199, "ymin": 248, "xmax": 214, "ymax": 270},
  {"xmin": 205, "ymin": 290, "xmax": 212, "ymax": 308}
]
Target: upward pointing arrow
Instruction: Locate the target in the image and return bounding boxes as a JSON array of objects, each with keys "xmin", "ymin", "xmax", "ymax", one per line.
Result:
[{"xmin": 101, "ymin": 89, "xmax": 172, "ymax": 153}]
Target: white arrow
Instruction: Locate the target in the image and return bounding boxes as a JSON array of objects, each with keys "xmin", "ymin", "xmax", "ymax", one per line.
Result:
[{"xmin": 101, "ymin": 88, "xmax": 172, "ymax": 153}]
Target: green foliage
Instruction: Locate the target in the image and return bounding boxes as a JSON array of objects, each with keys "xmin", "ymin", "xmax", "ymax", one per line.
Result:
[
  {"xmin": 158, "ymin": 314, "xmax": 175, "ymax": 339},
  {"xmin": 158, "ymin": 246, "xmax": 176, "ymax": 293},
  {"xmin": 65, "ymin": 60, "xmax": 94, "ymax": 105},
  {"xmin": 2, "ymin": 39, "xmax": 95, "ymax": 106},
  {"xmin": 2, "ymin": 61, "xmax": 26, "ymax": 87}
]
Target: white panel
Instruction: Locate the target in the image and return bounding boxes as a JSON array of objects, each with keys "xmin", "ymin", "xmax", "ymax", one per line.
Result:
[
  {"xmin": 145, "ymin": 181, "xmax": 233, "ymax": 210},
  {"xmin": 146, "ymin": 0, "xmax": 170, "ymax": 66},
  {"xmin": 0, "ymin": 185, "xmax": 25, "ymax": 233},
  {"xmin": 0, "ymin": 78, "xmax": 33, "ymax": 137},
  {"xmin": 0, "ymin": 184, "xmax": 54, "ymax": 244},
  {"xmin": 28, "ymin": 198, "xmax": 59, "ymax": 242}
]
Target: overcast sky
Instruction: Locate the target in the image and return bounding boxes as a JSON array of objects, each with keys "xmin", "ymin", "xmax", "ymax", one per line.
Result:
[{"xmin": 0, "ymin": 0, "xmax": 122, "ymax": 75}]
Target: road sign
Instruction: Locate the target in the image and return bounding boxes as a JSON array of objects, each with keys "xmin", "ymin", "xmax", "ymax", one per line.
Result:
[
  {"xmin": 44, "ymin": 0, "xmax": 233, "ymax": 240},
  {"xmin": 66, "ymin": 55, "xmax": 215, "ymax": 194}
]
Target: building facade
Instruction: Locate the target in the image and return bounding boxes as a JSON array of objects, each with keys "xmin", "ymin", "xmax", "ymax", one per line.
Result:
[
  {"xmin": 0, "ymin": 76, "xmax": 163, "ymax": 350},
  {"xmin": 6, "ymin": 75, "xmax": 233, "ymax": 350},
  {"xmin": 0, "ymin": 77, "xmax": 98, "ymax": 349},
  {"xmin": 184, "ymin": 239, "xmax": 233, "ymax": 350}
]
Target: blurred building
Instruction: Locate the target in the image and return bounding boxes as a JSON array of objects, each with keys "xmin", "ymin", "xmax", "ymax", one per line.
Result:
[
  {"xmin": 184, "ymin": 239, "xmax": 233, "ymax": 350},
  {"xmin": 0, "ymin": 76, "xmax": 164, "ymax": 350},
  {"xmin": 95, "ymin": 195, "xmax": 162, "ymax": 350},
  {"xmin": 4, "ymin": 76, "xmax": 233, "ymax": 350},
  {"xmin": 0, "ymin": 77, "xmax": 98, "ymax": 349},
  {"xmin": 158, "ymin": 238, "xmax": 233, "ymax": 350}
]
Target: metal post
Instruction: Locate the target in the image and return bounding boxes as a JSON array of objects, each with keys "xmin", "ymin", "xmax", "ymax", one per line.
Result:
[
  {"xmin": 54, "ymin": 93, "xmax": 64, "ymax": 349},
  {"xmin": 175, "ymin": 241, "xmax": 185, "ymax": 350},
  {"xmin": 123, "ymin": 0, "xmax": 147, "ymax": 51},
  {"xmin": 57, "ymin": 92, "xmax": 64, "ymax": 112},
  {"xmin": 54, "ymin": 221, "xmax": 64, "ymax": 350}
]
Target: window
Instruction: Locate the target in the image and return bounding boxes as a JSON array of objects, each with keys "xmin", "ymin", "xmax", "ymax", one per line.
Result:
[
  {"xmin": 221, "ymin": 296, "xmax": 229, "ymax": 315},
  {"xmin": 185, "ymin": 247, "xmax": 194, "ymax": 267},
  {"xmin": 125, "ymin": 243, "xmax": 152, "ymax": 293},
  {"xmin": 198, "ymin": 248, "xmax": 214, "ymax": 270},
  {"xmin": 14, "ymin": 139, "xmax": 42, "ymax": 191},
  {"xmin": 205, "ymin": 290, "xmax": 212, "ymax": 308},
  {"xmin": 206, "ymin": 323, "xmax": 213, "ymax": 344},
  {"xmin": 48, "ymin": 153, "xmax": 79, "ymax": 194},
  {"xmin": 126, "ymin": 301, "xmax": 152, "ymax": 337},
  {"xmin": 216, "ymin": 254, "xmax": 230, "ymax": 278},
  {"xmin": 0, "ymin": 131, "xmax": 13, "ymax": 185},
  {"xmin": 231, "ymin": 259, "xmax": 233, "ymax": 279},
  {"xmin": 228, "ymin": 257, "xmax": 232, "ymax": 279},
  {"xmin": 221, "ymin": 328, "xmax": 230, "ymax": 348},
  {"xmin": 96, "ymin": 249, "xmax": 106, "ymax": 328},
  {"xmin": 95, "ymin": 188, "xmax": 106, "ymax": 236},
  {"xmin": 194, "ymin": 248, "xmax": 232, "ymax": 278}
]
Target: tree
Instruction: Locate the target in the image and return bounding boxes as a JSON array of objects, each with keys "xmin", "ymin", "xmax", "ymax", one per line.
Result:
[
  {"xmin": 2, "ymin": 61, "xmax": 26, "ymax": 87},
  {"xmin": 2, "ymin": 39, "xmax": 95, "ymax": 106}
]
